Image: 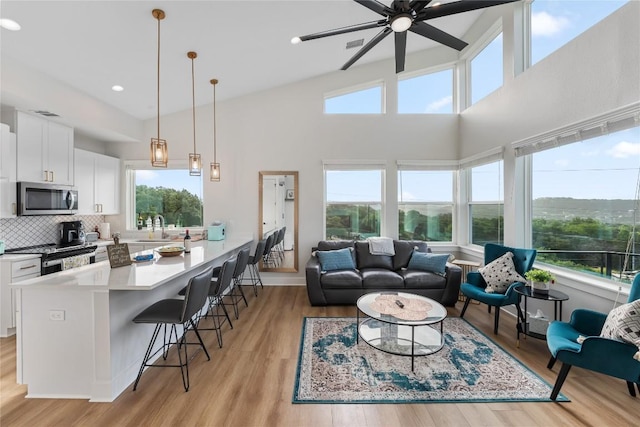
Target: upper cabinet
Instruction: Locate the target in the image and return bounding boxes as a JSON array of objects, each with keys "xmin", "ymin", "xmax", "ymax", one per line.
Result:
[
  {"xmin": 0, "ymin": 123, "xmax": 17, "ymax": 218},
  {"xmin": 74, "ymin": 149, "xmax": 120, "ymax": 215},
  {"xmin": 16, "ymin": 111, "xmax": 74, "ymax": 185}
]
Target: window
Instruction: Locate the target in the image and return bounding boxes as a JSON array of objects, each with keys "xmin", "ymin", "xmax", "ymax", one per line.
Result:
[
  {"xmin": 324, "ymin": 82, "xmax": 384, "ymax": 114},
  {"xmin": 530, "ymin": 0, "xmax": 627, "ymax": 66},
  {"xmin": 398, "ymin": 169, "xmax": 454, "ymax": 241},
  {"xmin": 470, "ymin": 32, "xmax": 503, "ymax": 105},
  {"xmin": 398, "ymin": 68, "xmax": 454, "ymax": 114},
  {"xmin": 127, "ymin": 165, "xmax": 203, "ymax": 230},
  {"xmin": 530, "ymin": 126, "xmax": 640, "ymax": 282},
  {"xmin": 325, "ymin": 167, "xmax": 383, "ymax": 239},
  {"xmin": 469, "ymin": 161, "xmax": 504, "ymax": 245}
]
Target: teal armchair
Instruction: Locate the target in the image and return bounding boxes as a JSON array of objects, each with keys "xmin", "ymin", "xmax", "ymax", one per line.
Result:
[
  {"xmin": 460, "ymin": 243, "xmax": 537, "ymax": 334},
  {"xmin": 546, "ymin": 274, "xmax": 640, "ymax": 400}
]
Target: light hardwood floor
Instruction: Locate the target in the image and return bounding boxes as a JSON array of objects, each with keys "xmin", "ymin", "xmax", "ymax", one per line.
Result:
[{"xmin": 1, "ymin": 286, "xmax": 638, "ymax": 426}]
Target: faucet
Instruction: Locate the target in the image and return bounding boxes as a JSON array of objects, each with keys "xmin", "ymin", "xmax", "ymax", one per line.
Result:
[{"xmin": 152, "ymin": 214, "xmax": 169, "ymax": 239}]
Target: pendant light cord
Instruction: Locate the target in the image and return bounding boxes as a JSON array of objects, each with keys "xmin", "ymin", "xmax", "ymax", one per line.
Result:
[
  {"xmin": 156, "ymin": 12, "xmax": 161, "ymax": 141},
  {"xmin": 191, "ymin": 55, "xmax": 196, "ymax": 154},
  {"xmin": 213, "ymin": 81, "xmax": 217, "ymax": 163}
]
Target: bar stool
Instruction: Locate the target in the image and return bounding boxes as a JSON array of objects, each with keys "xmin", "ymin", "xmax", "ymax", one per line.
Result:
[
  {"xmin": 262, "ymin": 232, "xmax": 276, "ymax": 268},
  {"xmin": 241, "ymin": 239, "xmax": 266, "ymax": 297},
  {"xmin": 220, "ymin": 247, "xmax": 250, "ymax": 319},
  {"xmin": 200, "ymin": 257, "xmax": 237, "ymax": 348},
  {"xmin": 132, "ymin": 266, "xmax": 213, "ymax": 392}
]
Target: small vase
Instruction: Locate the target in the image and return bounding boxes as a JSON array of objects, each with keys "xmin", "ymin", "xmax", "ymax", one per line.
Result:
[{"xmin": 531, "ymin": 281, "xmax": 549, "ymax": 294}]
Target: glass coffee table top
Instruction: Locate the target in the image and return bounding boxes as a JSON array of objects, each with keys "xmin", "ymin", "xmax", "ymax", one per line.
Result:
[{"xmin": 357, "ymin": 291, "xmax": 447, "ymax": 325}]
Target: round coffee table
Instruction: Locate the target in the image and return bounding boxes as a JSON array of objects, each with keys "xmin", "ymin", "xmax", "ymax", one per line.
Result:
[{"xmin": 356, "ymin": 292, "xmax": 447, "ymax": 371}]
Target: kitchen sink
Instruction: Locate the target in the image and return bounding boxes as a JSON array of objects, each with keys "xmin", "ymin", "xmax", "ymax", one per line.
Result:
[{"xmin": 135, "ymin": 238, "xmax": 174, "ymax": 243}]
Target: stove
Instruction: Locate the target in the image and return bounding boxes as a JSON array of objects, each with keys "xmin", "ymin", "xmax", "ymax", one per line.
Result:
[{"xmin": 6, "ymin": 243, "xmax": 98, "ymax": 275}]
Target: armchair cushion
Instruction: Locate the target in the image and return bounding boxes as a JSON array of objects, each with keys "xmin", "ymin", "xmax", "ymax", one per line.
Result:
[
  {"xmin": 478, "ymin": 251, "xmax": 526, "ymax": 294},
  {"xmin": 407, "ymin": 252, "xmax": 449, "ymax": 275},
  {"xmin": 316, "ymin": 248, "xmax": 356, "ymax": 272},
  {"xmin": 600, "ymin": 299, "xmax": 640, "ymax": 360}
]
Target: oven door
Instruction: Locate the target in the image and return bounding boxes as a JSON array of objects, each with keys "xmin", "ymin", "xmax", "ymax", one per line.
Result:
[
  {"xmin": 17, "ymin": 182, "xmax": 78, "ymax": 216},
  {"xmin": 42, "ymin": 252, "xmax": 96, "ymax": 275}
]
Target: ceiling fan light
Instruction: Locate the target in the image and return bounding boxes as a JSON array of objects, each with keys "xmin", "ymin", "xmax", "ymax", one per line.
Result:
[
  {"xmin": 291, "ymin": 36, "xmax": 302, "ymax": 45},
  {"xmin": 391, "ymin": 14, "xmax": 412, "ymax": 32}
]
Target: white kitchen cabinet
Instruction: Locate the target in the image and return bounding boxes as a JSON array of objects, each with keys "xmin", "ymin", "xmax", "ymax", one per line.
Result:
[
  {"xmin": 0, "ymin": 123, "xmax": 17, "ymax": 218},
  {"xmin": 74, "ymin": 149, "xmax": 120, "ymax": 215},
  {"xmin": 16, "ymin": 111, "xmax": 74, "ymax": 185},
  {"xmin": 1, "ymin": 256, "xmax": 41, "ymax": 337}
]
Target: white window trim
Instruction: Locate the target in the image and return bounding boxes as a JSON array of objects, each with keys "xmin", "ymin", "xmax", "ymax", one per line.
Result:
[
  {"xmin": 323, "ymin": 162, "xmax": 387, "ymax": 238},
  {"xmin": 463, "ymin": 19, "xmax": 503, "ymax": 108},
  {"xmin": 323, "ymin": 80, "xmax": 386, "ymax": 114},
  {"xmin": 124, "ymin": 160, "xmax": 203, "ymax": 232}
]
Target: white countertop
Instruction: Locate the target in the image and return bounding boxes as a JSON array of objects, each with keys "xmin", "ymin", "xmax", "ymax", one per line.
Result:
[
  {"xmin": 10, "ymin": 237, "xmax": 252, "ymax": 291},
  {"xmin": 0, "ymin": 253, "xmax": 41, "ymax": 263}
]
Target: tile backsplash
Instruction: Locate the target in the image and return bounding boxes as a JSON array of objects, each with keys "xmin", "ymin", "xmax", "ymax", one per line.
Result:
[{"xmin": 0, "ymin": 215, "xmax": 105, "ymax": 249}]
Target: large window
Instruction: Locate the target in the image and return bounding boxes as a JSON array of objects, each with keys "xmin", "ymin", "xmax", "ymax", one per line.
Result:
[
  {"xmin": 530, "ymin": 0, "xmax": 627, "ymax": 66},
  {"xmin": 398, "ymin": 169, "xmax": 454, "ymax": 241},
  {"xmin": 325, "ymin": 168, "xmax": 383, "ymax": 239},
  {"xmin": 128, "ymin": 166, "xmax": 203, "ymax": 230},
  {"xmin": 469, "ymin": 160, "xmax": 504, "ymax": 246},
  {"xmin": 531, "ymin": 126, "xmax": 640, "ymax": 282},
  {"xmin": 324, "ymin": 82, "xmax": 384, "ymax": 114},
  {"xmin": 470, "ymin": 31, "xmax": 503, "ymax": 105},
  {"xmin": 398, "ymin": 68, "xmax": 454, "ymax": 114}
]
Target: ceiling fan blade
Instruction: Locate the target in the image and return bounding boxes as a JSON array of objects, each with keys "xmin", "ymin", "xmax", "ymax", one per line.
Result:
[
  {"xmin": 395, "ymin": 31, "xmax": 407, "ymax": 73},
  {"xmin": 297, "ymin": 20, "xmax": 387, "ymax": 42},
  {"xmin": 341, "ymin": 27, "xmax": 393, "ymax": 70},
  {"xmin": 417, "ymin": 0, "xmax": 519, "ymax": 21},
  {"xmin": 354, "ymin": 0, "xmax": 395, "ymax": 16},
  {"xmin": 410, "ymin": 21, "xmax": 468, "ymax": 51},
  {"xmin": 393, "ymin": 0, "xmax": 411, "ymax": 12},
  {"xmin": 409, "ymin": 0, "xmax": 433, "ymax": 12}
]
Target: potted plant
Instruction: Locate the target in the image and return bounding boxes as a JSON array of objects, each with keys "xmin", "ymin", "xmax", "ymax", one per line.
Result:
[{"xmin": 525, "ymin": 269, "xmax": 555, "ymax": 294}]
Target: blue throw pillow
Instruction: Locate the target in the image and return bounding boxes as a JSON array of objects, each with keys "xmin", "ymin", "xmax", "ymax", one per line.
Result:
[
  {"xmin": 316, "ymin": 247, "xmax": 355, "ymax": 272},
  {"xmin": 407, "ymin": 251, "xmax": 449, "ymax": 275}
]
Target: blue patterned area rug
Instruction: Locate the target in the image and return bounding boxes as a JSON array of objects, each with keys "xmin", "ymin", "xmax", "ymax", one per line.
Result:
[{"xmin": 293, "ymin": 317, "xmax": 568, "ymax": 404}]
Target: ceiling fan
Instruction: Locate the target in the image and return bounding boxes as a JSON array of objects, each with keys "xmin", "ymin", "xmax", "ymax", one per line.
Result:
[{"xmin": 291, "ymin": 0, "xmax": 519, "ymax": 73}]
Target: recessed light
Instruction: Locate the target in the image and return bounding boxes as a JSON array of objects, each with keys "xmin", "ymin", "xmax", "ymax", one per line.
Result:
[
  {"xmin": 0, "ymin": 18, "xmax": 21, "ymax": 31},
  {"xmin": 112, "ymin": 85, "xmax": 124, "ymax": 92}
]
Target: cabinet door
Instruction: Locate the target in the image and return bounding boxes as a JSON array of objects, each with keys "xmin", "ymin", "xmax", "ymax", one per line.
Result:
[
  {"xmin": 74, "ymin": 149, "xmax": 96, "ymax": 214},
  {"xmin": 16, "ymin": 112, "xmax": 46, "ymax": 183},
  {"xmin": 47, "ymin": 122, "xmax": 74, "ymax": 185},
  {"xmin": 95, "ymin": 154, "xmax": 120, "ymax": 214},
  {"xmin": 0, "ymin": 124, "xmax": 17, "ymax": 218}
]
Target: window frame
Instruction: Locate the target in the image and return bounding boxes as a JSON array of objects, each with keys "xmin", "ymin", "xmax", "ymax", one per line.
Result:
[
  {"xmin": 124, "ymin": 160, "xmax": 204, "ymax": 232},
  {"xmin": 463, "ymin": 19, "xmax": 504, "ymax": 108},
  {"xmin": 397, "ymin": 64, "xmax": 456, "ymax": 114},
  {"xmin": 323, "ymin": 80, "xmax": 386, "ymax": 114},
  {"xmin": 323, "ymin": 161, "xmax": 386, "ymax": 239}
]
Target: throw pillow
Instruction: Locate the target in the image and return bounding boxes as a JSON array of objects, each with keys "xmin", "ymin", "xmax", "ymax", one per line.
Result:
[
  {"xmin": 600, "ymin": 299, "xmax": 640, "ymax": 361},
  {"xmin": 478, "ymin": 251, "xmax": 526, "ymax": 294},
  {"xmin": 407, "ymin": 251, "xmax": 449, "ymax": 276},
  {"xmin": 316, "ymin": 247, "xmax": 356, "ymax": 272}
]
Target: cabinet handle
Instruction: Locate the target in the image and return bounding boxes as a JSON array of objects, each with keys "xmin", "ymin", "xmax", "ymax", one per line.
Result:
[
  {"xmin": 49, "ymin": 171, "xmax": 54, "ymax": 182},
  {"xmin": 19, "ymin": 264, "xmax": 37, "ymax": 270},
  {"xmin": 44, "ymin": 170, "xmax": 49, "ymax": 181},
  {"xmin": 95, "ymin": 204, "xmax": 99, "ymax": 213},
  {"xmin": 12, "ymin": 203, "xmax": 16, "ymax": 215},
  {"xmin": 100, "ymin": 204, "xmax": 103, "ymax": 213}
]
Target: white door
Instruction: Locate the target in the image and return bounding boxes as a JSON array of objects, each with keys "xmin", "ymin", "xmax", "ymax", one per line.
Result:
[
  {"xmin": 74, "ymin": 149, "xmax": 96, "ymax": 214},
  {"xmin": 47, "ymin": 122, "xmax": 74, "ymax": 185},
  {"xmin": 0, "ymin": 124, "xmax": 17, "ymax": 217},
  {"xmin": 95, "ymin": 153, "xmax": 120, "ymax": 214},
  {"xmin": 262, "ymin": 177, "xmax": 277, "ymax": 235},
  {"xmin": 16, "ymin": 112, "xmax": 46, "ymax": 183}
]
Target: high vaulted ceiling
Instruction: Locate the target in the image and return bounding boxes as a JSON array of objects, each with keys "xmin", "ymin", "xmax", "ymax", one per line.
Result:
[{"xmin": 1, "ymin": 1, "xmax": 486, "ymax": 122}]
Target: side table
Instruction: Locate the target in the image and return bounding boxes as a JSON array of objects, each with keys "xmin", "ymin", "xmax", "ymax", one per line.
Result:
[
  {"xmin": 514, "ymin": 284, "xmax": 569, "ymax": 347},
  {"xmin": 452, "ymin": 259, "xmax": 481, "ymax": 303}
]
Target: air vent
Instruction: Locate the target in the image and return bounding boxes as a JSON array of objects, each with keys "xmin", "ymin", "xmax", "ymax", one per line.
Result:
[
  {"xmin": 33, "ymin": 110, "xmax": 60, "ymax": 117},
  {"xmin": 346, "ymin": 39, "xmax": 364, "ymax": 50}
]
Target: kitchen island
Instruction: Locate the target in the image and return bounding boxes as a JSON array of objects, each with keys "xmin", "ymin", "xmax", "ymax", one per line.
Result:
[{"xmin": 10, "ymin": 236, "xmax": 252, "ymax": 402}]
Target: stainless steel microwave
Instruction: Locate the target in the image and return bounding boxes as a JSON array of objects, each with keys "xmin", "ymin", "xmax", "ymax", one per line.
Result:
[{"xmin": 17, "ymin": 182, "xmax": 78, "ymax": 215}]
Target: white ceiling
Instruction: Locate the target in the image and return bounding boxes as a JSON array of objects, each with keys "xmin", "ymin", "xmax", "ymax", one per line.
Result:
[{"xmin": 1, "ymin": 0, "xmax": 483, "ymax": 122}]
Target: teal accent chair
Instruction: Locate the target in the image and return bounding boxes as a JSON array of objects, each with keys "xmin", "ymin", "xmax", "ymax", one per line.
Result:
[
  {"xmin": 459, "ymin": 243, "xmax": 537, "ymax": 334},
  {"xmin": 546, "ymin": 274, "xmax": 640, "ymax": 400}
]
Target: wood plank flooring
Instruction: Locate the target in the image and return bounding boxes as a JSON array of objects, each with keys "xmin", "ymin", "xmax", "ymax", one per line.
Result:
[{"xmin": 1, "ymin": 286, "xmax": 638, "ymax": 426}]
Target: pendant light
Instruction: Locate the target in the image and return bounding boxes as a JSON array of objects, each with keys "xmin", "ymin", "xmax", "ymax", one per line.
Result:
[
  {"xmin": 209, "ymin": 78, "xmax": 221, "ymax": 181},
  {"xmin": 150, "ymin": 8, "xmax": 168, "ymax": 168},
  {"xmin": 187, "ymin": 51, "xmax": 201, "ymax": 176}
]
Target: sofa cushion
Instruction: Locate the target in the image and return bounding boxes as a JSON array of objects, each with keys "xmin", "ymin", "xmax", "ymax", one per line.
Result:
[
  {"xmin": 393, "ymin": 240, "xmax": 430, "ymax": 270},
  {"xmin": 401, "ymin": 270, "xmax": 447, "ymax": 289},
  {"xmin": 316, "ymin": 248, "xmax": 356, "ymax": 272},
  {"xmin": 320, "ymin": 270, "xmax": 363, "ymax": 289},
  {"xmin": 478, "ymin": 251, "xmax": 527, "ymax": 294},
  {"xmin": 361, "ymin": 269, "xmax": 404, "ymax": 288},
  {"xmin": 407, "ymin": 252, "xmax": 449, "ymax": 275},
  {"xmin": 600, "ymin": 299, "xmax": 640, "ymax": 361},
  {"xmin": 317, "ymin": 240, "xmax": 355, "ymax": 251},
  {"xmin": 355, "ymin": 242, "xmax": 394, "ymax": 270}
]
